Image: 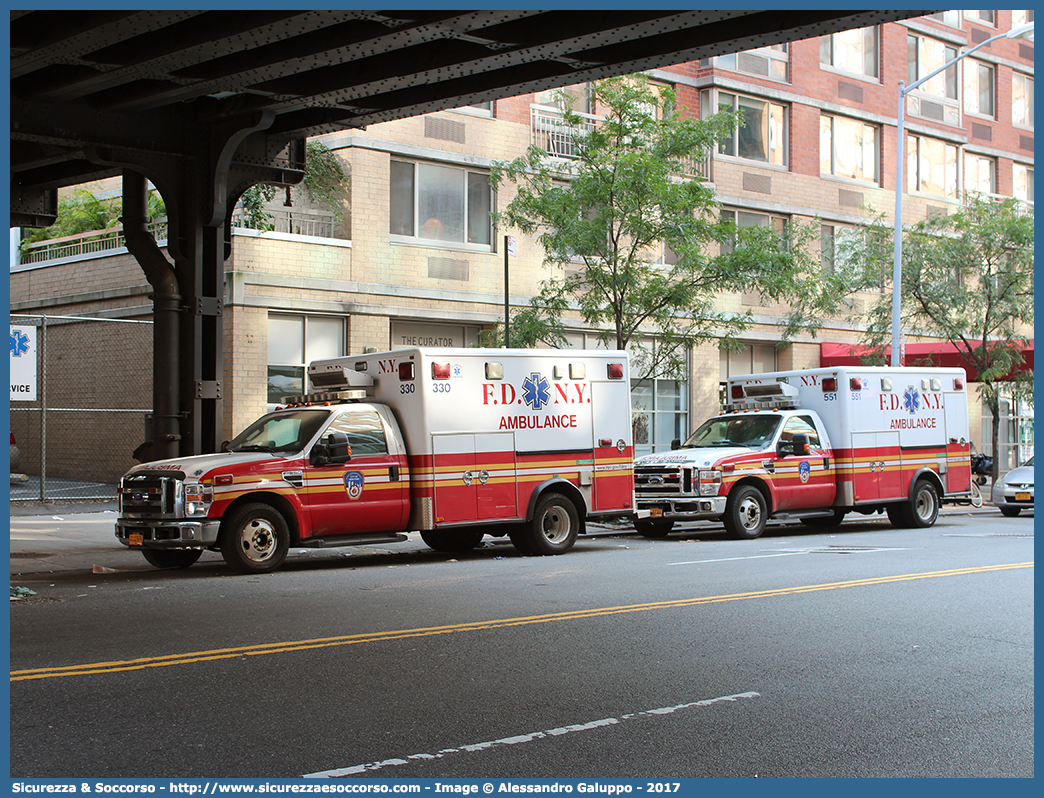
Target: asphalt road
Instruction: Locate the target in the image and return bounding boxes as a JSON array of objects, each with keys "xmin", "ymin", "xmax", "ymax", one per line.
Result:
[{"xmin": 9, "ymin": 511, "xmax": 1034, "ymax": 779}]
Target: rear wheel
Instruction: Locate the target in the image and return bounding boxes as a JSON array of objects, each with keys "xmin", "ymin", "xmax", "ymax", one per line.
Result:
[
  {"xmin": 525, "ymin": 493, "xmax": 580, "ymax": 555},
  {"xmin": 420, "ymin": 529, "xmax": 485, "ymax": 552},
  {"xmin": 723, "ymin": 485, "xmax": 767, "ymax": 540},
  {"xmin": 969, "ymin": 481, "xmax": 983, "ymax": 508},
  {"xmin": 635, "ymin": 519, "xmax": 674, "ymax": 538},
  {"xmin": 903, "ymin": 480, "xmax": 940, "ymax": 528},
  {"xmin": 220, "ymin": 503, "xmax": 290, "ymax": 574},
  {"xmin": 141, "ymin": 548, "xmax": 202, "ymax": 569}
]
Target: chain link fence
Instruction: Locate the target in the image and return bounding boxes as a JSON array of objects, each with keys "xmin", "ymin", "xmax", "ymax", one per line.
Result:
[{"xmin": 10, "ymin": 314, "xmax": 153, "ymax": 504}]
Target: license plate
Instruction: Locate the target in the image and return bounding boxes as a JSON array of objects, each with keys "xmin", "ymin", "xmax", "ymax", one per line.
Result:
[
  {"xmin": 129, "ymin": 533, "xmax": 143, "ymax": 547},
  {"xmin": 1015, "ymin": 493, "xmax": 1032, "ymax": 502},
  {"xmin": 650, "ymin": 507, "xmax": 663, "ymax": 517}
]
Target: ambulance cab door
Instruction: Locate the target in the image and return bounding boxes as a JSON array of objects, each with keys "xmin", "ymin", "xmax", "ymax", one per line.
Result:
[
  {"xmin": 304, "ymin": 407, "xmax": 407, "ymax": 536},
  {"xmin": 775, "ymin": 414, "xmax": 836, "ymax": 511}
]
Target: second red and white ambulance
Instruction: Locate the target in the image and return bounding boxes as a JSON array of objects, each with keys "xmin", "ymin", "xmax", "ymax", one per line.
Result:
[{"xmin": 633, "ymin": 366, "xmax": 972, "ymax": 538}]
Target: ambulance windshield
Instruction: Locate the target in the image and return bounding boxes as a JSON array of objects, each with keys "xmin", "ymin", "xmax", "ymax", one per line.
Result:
[
  {"xmin": 682, "ymin": 413, "xmax": 781, "ymax": 450},
  {"xmin": 227, "ymin": 409, "xmax": 329, "ymax": 454}
]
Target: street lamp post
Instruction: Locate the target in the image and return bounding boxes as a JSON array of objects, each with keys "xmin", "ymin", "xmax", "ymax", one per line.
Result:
[{"xmin": 890, "ymin": 21, "xmax": 1034, "ymax": 367}]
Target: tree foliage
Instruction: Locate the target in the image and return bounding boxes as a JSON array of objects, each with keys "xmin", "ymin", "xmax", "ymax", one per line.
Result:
[
  {"xmin": 491, "ymin": 75, "xmax": 856, "ymax": 379},
  {"xmin": 20, "ymin": 189, "xmax": 165, "ymax": 251},
  {"xmin": 853, "ymin": 194, "xmax": 1034, "ymax": 471},
  {"xmin": 239, "ymin": 140, "xmax": 349, "ymax": 231}
]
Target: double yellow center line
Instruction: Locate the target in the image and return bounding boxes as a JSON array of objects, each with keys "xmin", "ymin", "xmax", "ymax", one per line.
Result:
[{"xmin": 12, "ymin": 562, "xmax": 1032, "ymax": 682}]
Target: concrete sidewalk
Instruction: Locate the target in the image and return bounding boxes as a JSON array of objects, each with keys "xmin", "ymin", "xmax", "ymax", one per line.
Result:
[{"xmin": 8, "ymin": 500, "xmax": 1006, "ymax": 582}]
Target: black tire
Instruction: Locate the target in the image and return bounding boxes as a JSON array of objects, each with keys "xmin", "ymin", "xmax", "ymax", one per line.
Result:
[
  {"xmin": 1000, "ymin": 507, "xmax": 1021, "ymax": 518},
  {"xmin": 219, "ymin": 502, "xmax": 290, "ymax": 574},
  {"xmin": 420, "ymin": 528, "xmax": 485, "ymax": 552},
  {"xmin": 886, "ymin": 504, "xmax": 909, "ymax": 528},
  {"xmin": 903, "ymin": 480, "xmax": 940, "ymax": 528},
  {"xmin": 141, "ymin": 548, "xmax": 203, "ymax": 569},
  {"xmin": 507, "ymin": 526, "xmax": 534, "ymax": 555},
  {"xmin": 802, "ymin": 510, "xmax": 846, "ymax": 528},
  {"xmin": 723, "ymin": 485, "xmax": 767, "ymax": 539},
  {"xmin": 635, "ymin": 519, "xmax": 674, "ymax": 538},
  {"xmin": 525, "ymin": 493, "xmax": 580, "ymax": 555}
]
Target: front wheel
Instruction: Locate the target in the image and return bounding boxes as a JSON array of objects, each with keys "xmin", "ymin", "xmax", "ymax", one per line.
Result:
[
  {"xmin": 420, "ymin": 529, "xmax": 485, "ymax": 552},
  {"xmin": 525, "ymin": 493, "xmax": 580, "ymax": 555},
  {"xmin": 141, "ymin": 548, "xmax": 203, "ymax": 569},
  {"xmin": 220, "ymin": 503, "xmax": 290, "ymax": 574},
  {"xmin": 723, "ymin": 485, "xmax": 767, "ymax": 540}
]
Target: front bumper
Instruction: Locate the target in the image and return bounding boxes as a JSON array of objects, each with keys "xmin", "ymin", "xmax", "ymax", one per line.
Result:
[
  {"xmin": 115, "ymin": 519, "xmax": 221, "ymax": 549},
  {"xmin": 637, "ymin": 495, "xmax": 728, "ymax": 521}
]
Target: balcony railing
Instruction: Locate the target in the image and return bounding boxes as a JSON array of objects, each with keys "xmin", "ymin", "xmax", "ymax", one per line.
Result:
[
  {"xmin": 530, "ymin": 104, "xmax": 710, "ymax": 180},
  {"xmin": 231, "ymin": 208, "xmax": 337, "ymax": 239},
  {"xmin": 20, "ymin": 219, "xmax": 168, "ymax": 265}
]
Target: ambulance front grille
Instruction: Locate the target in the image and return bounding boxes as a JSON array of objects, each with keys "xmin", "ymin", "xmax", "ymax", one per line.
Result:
[{"xmin": 634, "ymin": 466, "xmax": 694, "ymax": 497}]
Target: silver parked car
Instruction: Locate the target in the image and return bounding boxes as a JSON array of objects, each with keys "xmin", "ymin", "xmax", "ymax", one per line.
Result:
[{"xmin": 992, "ymin": 457, "xmax": 1034, "ymax": 517}]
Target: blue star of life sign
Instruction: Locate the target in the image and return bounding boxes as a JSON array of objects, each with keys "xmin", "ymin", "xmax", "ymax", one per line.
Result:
[
  {"xmin": 10, "ymin": 330, "xmax": 30, "ymax": 357},
  {"xmin": 521, "ymin": 372, "xmax": 551, "ymax": 411},
  {"xmin": 903, "ymin": 386, "xmax": 920, "ymax": 414}
]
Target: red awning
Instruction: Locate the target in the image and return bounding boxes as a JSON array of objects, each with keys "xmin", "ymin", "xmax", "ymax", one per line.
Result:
[{"xmin": 820, "ymin": 340, "xmax": 1033, "ymax": 382}]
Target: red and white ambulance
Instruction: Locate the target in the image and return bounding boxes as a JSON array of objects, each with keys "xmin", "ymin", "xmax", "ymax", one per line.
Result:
[
  {"xmin": 633, "ymin": 366, "xmax": 972, "ymax": 539},
  {"xmin": 116, "ymin": 348, "xmax": 635, "ymax": 573}
]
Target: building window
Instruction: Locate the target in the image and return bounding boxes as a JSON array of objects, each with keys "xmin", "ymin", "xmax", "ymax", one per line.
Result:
[
  {"xmin": 964, "ymin": 10, "xmax": 996, "ymax": 26},
  {"xmin": 1013, "ymin": 163, "xmax": 1034, "ymax": 204},
  {"xmin": 632, "ymin": 377, "xmax": 689, "ymax": 457},
  {"xmin": 537, "ymin": 83, "xmax": 593, "ymax": 115},
  {"xmin": 819, "ymin": 115, "xmax": 880, "ymax": 184},
  {"xmin": 708, "ymin": 91, "xmax": 787, "ymax": 166},
  {"xmin": 963, "ymin": 59, "xmax": 995, "ymax": 118},
  {"xmin": 929, "ymin": 11, "xmax": 962, "ymax": 27},
  {"xmin": 907, "ymin": 135, "xmax": 959, "ymax": 199},
  {"xmin": 820, "ymin": 26, "xmax": 879, "ymax": 78},
  {"xmin": 1012, "ymin": 10, "xmax": 1034, "ymax": 27},
  {"xmin": 1012, "ymin": 73, "xmax": 1034, "ymax": 130},
  {"xmin": 720, "ymin": 209, "xmax": 787, "ymax": 256},
  {"xmin": 389, "ymin": 160, "xmax": 492, "ymax": 247},
  {"xmin": 821, "ymin": 224, "xmax": 883, "ymax": 292},
  {"xmin": 907, "ymin": 35, "xmax": 960, "ymax": 126},
  {"xmin": 964, "ymin": 153, "xmax": 996, "ymax": 195},
  {"xmin": 267, "ymin": 314, "xmax": 346, "ymax": 406},
  {"xmin": 719, "ymin": 344, "xmax": 777, "ymax": 405},
  {"xmin": 716, "ymin": 44, "xmax": 789, "ymax": 82}
]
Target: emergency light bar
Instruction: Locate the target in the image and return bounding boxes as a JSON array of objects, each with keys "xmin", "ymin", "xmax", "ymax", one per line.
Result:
[
  {"xmin": 281, "ymin": 389, "xmax": 369, "ymax": 405},
  {"xmin": 723, "ymin": 381, "xmax": 800, "ymax": 412},
  {"xmin": 308, "ymin": 359, "xmax": 376, "ymax": 390}
]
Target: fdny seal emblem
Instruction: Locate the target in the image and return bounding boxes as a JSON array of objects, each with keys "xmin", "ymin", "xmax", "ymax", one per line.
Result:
[
  {"xmin": 799, "ymin": 460, "xmax": 811, "ymax": 483},
  {"xmin": 344, "ymin": 471, "xmax": 364, "ymax": 499}
]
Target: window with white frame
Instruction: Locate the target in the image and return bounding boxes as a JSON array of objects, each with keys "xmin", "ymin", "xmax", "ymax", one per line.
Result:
[
  {"xmin": 821, "ymin": 224, "xmax": 883, "ymax": 292},
  {"xmin": 963, "ymin": 152, "xmax": 996, "ymax": 196},
  {"xmin": 389, "ymin": 160, "xmax": 492, "ymax": 248},
  {"xmin": 907, "ymin": 34, "xmax": 960, "ymax": 126},
  {"xmin": 720, "ymin": 209, "xmax": 787, "ymax": 256},
  {"xmin": 963, "ymin": 59, "xmax": 995, "ymax": 118},
  {"xmin": 1013, "ymin": 163, "xmax": 1034, "ymax": 204},
  {"xmin": 536, "ymin": 83, "xmax": 593, "ymax": 114},
  {"xmin": 716, "ymin": 44, "xmax": 789, "ymax": 82},
  {"xmin": 929, "ymin": 11, "xmax": 962, "ymax": 27},
  {"xmin": 267, "ymin": 314, "xmax": 346, "ymax": 406},
  {"xmin": 964, "ymin": 10, "xmax": 996, "ymax": 26},
  {"xmin": 707, "ymin": 91, "xmax": 787, "ymax": 166},
  {"xmin": 907, "ymin": 135, "xmax": 959, "ymax": 199},
  {"xmin": 819, "ymin": 114, "xmax": 880, "ymax": 184},
  {"xmin": 1012, "ymin": 73, "xmax": 1034, "ymax": 130},
  {"xmin": 820, "ymin": 26, "xmax": 879, "ymax": 79},
  {"xmin": 1012, "ymin": 10, "xmax": 1034, "ymax": 26}
]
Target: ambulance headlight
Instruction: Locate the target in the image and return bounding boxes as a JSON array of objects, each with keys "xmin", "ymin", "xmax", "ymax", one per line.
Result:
[
  {"xmin": 184, "ymin": 483, "xmax": 214, "ymax": 516},
  {"xmin": 698, "ymin": 470, "xmax": 722, "ymax": 496}
]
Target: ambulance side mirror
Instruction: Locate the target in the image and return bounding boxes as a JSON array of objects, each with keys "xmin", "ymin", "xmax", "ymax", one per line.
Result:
[
  {"xmin": 311, "ymin": 432, "xmax": 352, "ymax": 466},
  {"xmin": 778, "ymin": 433, "xmax": 811, "ymax": 457},
  {"xmin": 671, "ymin": 438, "xmax": 681, "ymax": 450}
]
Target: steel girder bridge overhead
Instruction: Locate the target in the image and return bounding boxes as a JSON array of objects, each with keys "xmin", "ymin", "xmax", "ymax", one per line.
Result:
[{"xmin": 9, "ymin": 9, "xmax": 927, "ymax": 458}]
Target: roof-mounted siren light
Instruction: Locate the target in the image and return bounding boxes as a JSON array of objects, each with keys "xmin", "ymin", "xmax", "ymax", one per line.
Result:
[{"xmin": 307, "ymin": 358, "xmax": 375, "ymax": 391}]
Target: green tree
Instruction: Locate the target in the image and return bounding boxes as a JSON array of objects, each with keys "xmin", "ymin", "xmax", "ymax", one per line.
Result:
[
  {"xmin": 238, "ymin": 140, "xmax": 349, "ymax": 231},
  {"xmin": 490, "ymin": 75, "xmax": 854, "ymax": 379},
  {"xmin": 855, "ymin": 194, "xmax": 1034, "ymax": 475}
]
